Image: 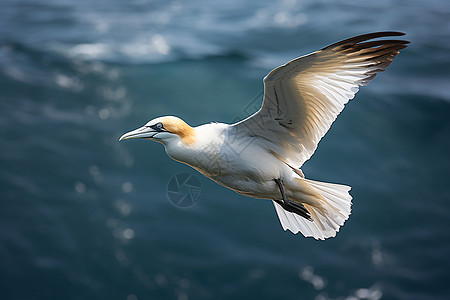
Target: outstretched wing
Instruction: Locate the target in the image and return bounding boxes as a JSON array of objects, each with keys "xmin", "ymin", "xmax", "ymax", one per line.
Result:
[{"xmin": 232, "ymin": 32, "xmax": 409, "ymax": 167}]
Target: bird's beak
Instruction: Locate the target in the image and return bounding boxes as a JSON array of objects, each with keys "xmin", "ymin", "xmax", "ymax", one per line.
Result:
[{"xmin": 119, "ymin": 126, "xmax": 157, "ymax": 141}]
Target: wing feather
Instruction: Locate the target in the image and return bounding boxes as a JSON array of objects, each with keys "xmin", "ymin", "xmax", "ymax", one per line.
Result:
[{"xmin": 233, "ymin": 32, "xmax": 408, "ymax": 167}]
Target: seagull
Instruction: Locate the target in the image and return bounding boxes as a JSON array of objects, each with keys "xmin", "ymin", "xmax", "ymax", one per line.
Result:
[{"xmin": 119, "ymin": 32, "xmax": 409, "ymax": 240}]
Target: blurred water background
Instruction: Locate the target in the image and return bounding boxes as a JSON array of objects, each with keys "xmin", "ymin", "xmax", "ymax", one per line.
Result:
[{"xmin": 1, "ymin": 0, "xmax": 450, "ymax": 299}]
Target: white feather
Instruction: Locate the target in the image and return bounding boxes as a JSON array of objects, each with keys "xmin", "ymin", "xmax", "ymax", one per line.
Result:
[{"xmin": 273, "ymin": 179, "xmax": 352, "ymax": 240}]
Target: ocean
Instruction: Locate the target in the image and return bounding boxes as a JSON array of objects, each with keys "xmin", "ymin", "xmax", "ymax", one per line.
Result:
[{"xmin": 1, "ymin": 0, "xmax": 449, "ymax": 299}]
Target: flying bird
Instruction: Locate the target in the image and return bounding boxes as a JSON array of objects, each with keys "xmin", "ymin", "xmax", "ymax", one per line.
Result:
[{"xmin": 119, "ymin": 32, "xmax": 409, "ymax": 240}]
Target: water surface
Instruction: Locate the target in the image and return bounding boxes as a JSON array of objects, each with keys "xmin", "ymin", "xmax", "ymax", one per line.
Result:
[{"xmin": 1, "ymin": 0, "xmax": 450, "ymax": 299}]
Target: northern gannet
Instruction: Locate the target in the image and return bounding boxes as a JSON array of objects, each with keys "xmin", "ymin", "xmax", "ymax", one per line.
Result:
[{"xmin": 120, "ymin": 32, "xmax": 409, "ymax": 240}]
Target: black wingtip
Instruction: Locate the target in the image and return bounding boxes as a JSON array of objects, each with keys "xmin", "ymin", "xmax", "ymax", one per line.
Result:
[{"xmin": 322, "ymin": 31, "xmax": 409, "ymax": 50}]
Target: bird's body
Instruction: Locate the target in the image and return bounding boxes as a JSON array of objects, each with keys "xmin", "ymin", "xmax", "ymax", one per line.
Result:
[
  {"xmin": 185, "ymin": 123, "xmax": 285, "ymax": 199},
  {"xmin": 154, "ymin": 120, "xmax": 303, "ymax": 200},
  {"xmin": 155, "ymin": 122, "xmax": 275, "ymax": 199},
  {"xmin": 120, "ymin": 32, "xmax": 409, "ymax": 240}
]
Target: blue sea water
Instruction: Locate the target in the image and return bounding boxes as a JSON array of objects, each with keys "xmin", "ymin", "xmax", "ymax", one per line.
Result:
[{"xmin": 1, "ymin": 0, "xmax": 450, "ymax": 299}]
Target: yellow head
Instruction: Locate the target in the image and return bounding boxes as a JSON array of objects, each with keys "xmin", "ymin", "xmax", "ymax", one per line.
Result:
[{"xmin": 119, "ymin": 116, "xmax": 197, "ymax": 146}]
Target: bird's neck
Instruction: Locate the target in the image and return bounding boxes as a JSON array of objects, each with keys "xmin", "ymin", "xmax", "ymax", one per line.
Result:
[{"xmin": 165, "ymin": 122, "xmax": 229, "ymax": 174}]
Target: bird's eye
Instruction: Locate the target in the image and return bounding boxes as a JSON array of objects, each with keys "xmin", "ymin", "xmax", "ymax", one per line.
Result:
[{"xmin": 149, "ymin": 122, "xmax": 165, "ymax": 132}]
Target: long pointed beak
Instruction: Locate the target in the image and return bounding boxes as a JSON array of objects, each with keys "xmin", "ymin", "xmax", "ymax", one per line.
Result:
[{"xmin": 119, "ymin": 126, "xmax": 156, "ymax": 141}]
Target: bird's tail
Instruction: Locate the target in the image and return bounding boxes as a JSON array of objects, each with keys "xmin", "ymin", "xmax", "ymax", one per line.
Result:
[{"xmin": 273, "ymin": 178, "xmax": 352, "ymax": 240}]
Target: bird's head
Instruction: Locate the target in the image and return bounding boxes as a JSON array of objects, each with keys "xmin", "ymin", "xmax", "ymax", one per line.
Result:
[{"xmin": 119, "ymin": 116, "xmax": 197, "ymax": 146}]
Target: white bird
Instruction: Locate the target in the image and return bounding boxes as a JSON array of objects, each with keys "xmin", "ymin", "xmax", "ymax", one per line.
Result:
[{"xmin": 119, "ymin": 32, "xmax": 409, "ymax": 240}]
